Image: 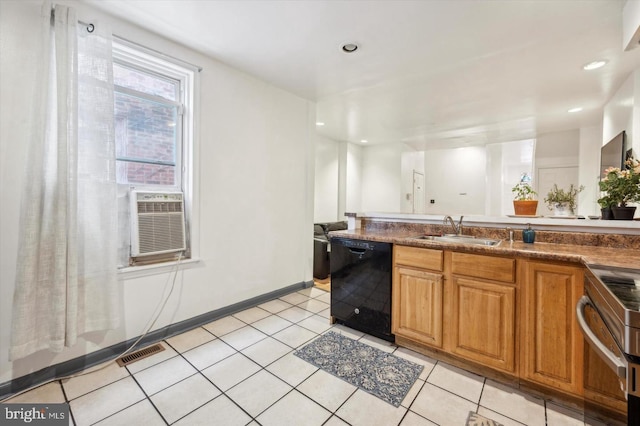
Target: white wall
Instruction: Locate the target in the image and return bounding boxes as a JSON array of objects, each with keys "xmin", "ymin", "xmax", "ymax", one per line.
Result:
[
  {"xmin": 535, "ymin": 129, "xmax": 580, "ymax": 167},
  {"xmin": 423, "ymin": 147, "xmax": 487, "ymax": 216},
  {"xmin": 400, "ymin": 150, "xmax": 426, "ymax": 213},
  {"xmin": 485, "ymin": 139, "xmax": 535, "ymax": 216},
  {"xmin": 535, "ymin": 130, "xmax": 580, "ymax": 215},
  {"xmin": 314, "ymin": 136, "xmax": 340, "ymax": 222},
  {"xmin": 341, "ymin": 142, "xmax": 363, "ymax": 216},
  {"xmin": 360, "ymin": 144, "xmax": 402, "ymax": 212},
  {"xmin": 603, "ymin": 70, "xmax": 637, "ymax": 155},
  {"xmin": 578, "ymin": 126, "xmax": 603, "ymax": 216},
  {"xmin": 0, "ymin": 1, "xmax": 314, "ymax": 384}
]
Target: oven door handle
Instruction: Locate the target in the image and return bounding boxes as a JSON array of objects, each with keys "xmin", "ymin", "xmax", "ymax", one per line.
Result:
[{"xmin": 576, "ymin": 295, "xmax": 627, "ymax": 379}]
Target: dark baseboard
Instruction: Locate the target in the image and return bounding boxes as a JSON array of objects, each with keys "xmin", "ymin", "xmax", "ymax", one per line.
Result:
[{"xmin": 0, "ymin": 280, "xmax": 314, "ymax": 400}]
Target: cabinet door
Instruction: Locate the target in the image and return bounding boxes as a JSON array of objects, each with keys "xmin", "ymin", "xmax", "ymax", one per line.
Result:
[
  {"xmin": 450, "ymin": 276, "xmax": 516, "ymax": 372},
  {"xmin": 392, "ymin": 266, "xmax": 444, "ymax": 348},
  {"xmin": 521, "ymin": 261, "xmax": 583, "ymax": 394}
]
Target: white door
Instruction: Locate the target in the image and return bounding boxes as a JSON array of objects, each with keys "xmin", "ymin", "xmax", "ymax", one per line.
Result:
[
  {"xmin": 536, "ymin": 166, "xmax": 579, "ymax": 216},
  {"xmin": 413, "ymin": 171, "xmax": 425, "ymax": 214}
]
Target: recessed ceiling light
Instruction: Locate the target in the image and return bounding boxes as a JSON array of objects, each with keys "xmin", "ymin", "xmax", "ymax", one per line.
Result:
[
  {"xmin": 360, "ymin": 139, "xmax": 368, "ymax": 143},
  {"xmin": 316, "ymin": 122, "xmax": 325, "ymax": 126},
  {"xmin": 342, "ymin": 43, "xmax": 358, "ymax": 53},
  {"xmin": 568, "ymin": 107, "xmax": 583, "ymax": 113},
  {"xmin": 582, "ymin": 60, "xmax": 608, "ymax": 71}
]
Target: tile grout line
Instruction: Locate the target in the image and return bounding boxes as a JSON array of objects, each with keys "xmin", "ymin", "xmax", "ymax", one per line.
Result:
[
  {"xmin": 215, "ymin": 293, "xmax": 337, "ymax": 424},
  {"xmin": 58, "ymin": 379, "xmax": 77, "ymax": 426},
  {"xmin": 189, "ymin": 311, "xmax": 325, "ymax": 424},
  {"xmin": 63, "ymin": 374, "xmax": 149, "ymax": 425},
  {"xmin": 154, "ymin": 333, "xmax": 301, "ymax": 425},
  {"xmin": 125, "ymin": 367, "xmax": 170, "ymax": 426},
  {"xmin": 205, "ymin": 317, "xmax": 327, "ymax": 423},
  {"xmin": 174, "ymin": 348, "xmax": 256, "ymax": 425}
]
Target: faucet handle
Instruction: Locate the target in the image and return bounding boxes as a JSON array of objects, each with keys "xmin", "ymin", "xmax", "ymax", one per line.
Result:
[{"xmin": 506, "ymin": 227, "xmax": 514, "ymax": 242}]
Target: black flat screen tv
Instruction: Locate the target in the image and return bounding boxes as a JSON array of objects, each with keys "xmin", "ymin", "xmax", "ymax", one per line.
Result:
[{"xmin": 600, "ymin": 130, "xmax": 626, "ymax": 178}]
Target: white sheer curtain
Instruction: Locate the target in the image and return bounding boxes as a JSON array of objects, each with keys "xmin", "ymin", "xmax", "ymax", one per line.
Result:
[{"xmin": 10, "ymin": 2, "xmax": 120, "ymax": 360}]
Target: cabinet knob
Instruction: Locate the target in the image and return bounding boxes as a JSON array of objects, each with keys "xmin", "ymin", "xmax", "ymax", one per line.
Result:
[{"xmin": 354, "ymin": 308, "xmax": 360, "ymax": 314}]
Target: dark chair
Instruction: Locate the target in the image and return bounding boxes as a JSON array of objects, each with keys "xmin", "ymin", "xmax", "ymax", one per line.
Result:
[
  {"xmin": 313, "ymin": 221, "xmax": 347, "ymax": 280},
  {"xmin": 313, "ymin": 224, "xmax": 330, "ymax": 279}
]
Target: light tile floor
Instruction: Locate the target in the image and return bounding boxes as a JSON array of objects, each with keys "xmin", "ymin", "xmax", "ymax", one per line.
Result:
[{"xmin": 3, "ymin": 286, "xmax": 620, "ymax": 426}]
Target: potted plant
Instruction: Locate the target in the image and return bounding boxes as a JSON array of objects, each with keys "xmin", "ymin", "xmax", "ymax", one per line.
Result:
[
  {"xmin": 544, "ymin": 184, "xmax": 584, "ymax": 216},
  {"xmin": 596, "ymin": 194, "xmax": 616, "ymax": 220},
  {"xmin": 511, "ymin": 181, "xmax": 538, "ymax": 216},
  {"xmin": 598, "ymin": 158, "xmax": 640, "ymax": 220}
]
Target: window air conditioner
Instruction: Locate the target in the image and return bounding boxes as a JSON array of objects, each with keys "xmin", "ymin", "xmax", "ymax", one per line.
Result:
[{"xmin": 130, "ymin": 191, "xmax": 186, "ymax": 257}]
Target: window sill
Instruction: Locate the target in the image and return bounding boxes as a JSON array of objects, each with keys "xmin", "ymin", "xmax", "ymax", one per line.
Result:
[{"xmin": 118, "ymin": 257, "xmax": 202, "ymax": 280}]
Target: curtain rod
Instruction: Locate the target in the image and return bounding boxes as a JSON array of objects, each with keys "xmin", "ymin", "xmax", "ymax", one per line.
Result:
[
  {"xmin": 50, "ymin": 6, "xmax": 95, "ymax": 33},
  {"xmin": 79, "ymin": 20, "xmax": 94, "ymax": 33}
]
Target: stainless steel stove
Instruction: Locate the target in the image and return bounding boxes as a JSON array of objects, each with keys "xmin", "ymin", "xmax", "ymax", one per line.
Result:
[{"xmin": 578, "ymin": 265, "xmax": 640, "ymax": 425}]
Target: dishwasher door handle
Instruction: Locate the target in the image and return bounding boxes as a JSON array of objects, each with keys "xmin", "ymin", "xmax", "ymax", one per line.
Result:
[
  {"xmin": 348, "ymin": 248, "xmax": 367, "ymax": 255},
  {"xmin": 576, "ymin": 295, "xmax": 627, "ymax": 379}
]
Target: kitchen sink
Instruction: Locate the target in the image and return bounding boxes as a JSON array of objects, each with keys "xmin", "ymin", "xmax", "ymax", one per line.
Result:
[{"xmin": 412, "ymin": 235, "xmax": 501, "ymax": 246}]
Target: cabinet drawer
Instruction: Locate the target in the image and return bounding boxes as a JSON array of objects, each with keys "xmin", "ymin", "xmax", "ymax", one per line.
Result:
[
  {"xmin": 451, "ymin": 252, "xmax": 515, "ymax": 283},
  {"xmin": 394, "ymin": 245, "xmax": 443, "ymax": 271}
]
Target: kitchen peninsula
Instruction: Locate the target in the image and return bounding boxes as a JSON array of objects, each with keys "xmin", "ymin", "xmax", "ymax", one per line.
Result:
[{"xmin": 330, "ymin": 212, "xmax": 640, "ymax": 423}]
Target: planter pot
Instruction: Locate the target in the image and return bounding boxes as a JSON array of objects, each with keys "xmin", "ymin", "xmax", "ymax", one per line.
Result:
[
  {"xmin": 600, "ymin": 207, "xmax": 614, "ymax": 220},
  {"xmin": 513, "ymin": 200, "xmax": 538, "ymax": 216},
  {"xmin": 611, "ymin": 206, "xmax": 637, "ymax": 220},
  {"xmin": 552, "ymin": 202, "xmax": 572, "ymax": 216}
]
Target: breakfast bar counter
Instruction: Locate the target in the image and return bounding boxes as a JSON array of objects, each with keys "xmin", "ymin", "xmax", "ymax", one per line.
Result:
[{"xmin": 330, "ymin": 227, "xmax": 640, "ymax": 270}]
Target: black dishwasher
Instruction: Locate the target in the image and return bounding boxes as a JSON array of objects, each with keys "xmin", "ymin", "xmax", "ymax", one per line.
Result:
[{"xmin": 330, "ymin": 238, "xmax": 393, "ymax": 342}]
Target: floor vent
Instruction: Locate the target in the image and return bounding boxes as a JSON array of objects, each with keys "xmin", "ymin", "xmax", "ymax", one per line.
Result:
[{"xmin": 116, "ymin": 343, "xmax": 165, "ymax": 367}]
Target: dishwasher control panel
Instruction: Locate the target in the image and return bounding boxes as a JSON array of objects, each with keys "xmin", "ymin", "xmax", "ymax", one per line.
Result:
[{"xmin": 333, "ymin": 238, "xmax": 378, "ymax": 251}]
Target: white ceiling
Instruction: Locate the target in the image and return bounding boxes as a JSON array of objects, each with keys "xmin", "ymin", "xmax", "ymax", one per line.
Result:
[{"xmin": 84, "ymin": 0, "xmax": 640, "ymax": 149}]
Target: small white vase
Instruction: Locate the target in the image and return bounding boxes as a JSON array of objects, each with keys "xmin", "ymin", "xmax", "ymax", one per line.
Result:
[{"xmin": 552, "ymin": 202, "xmax": 571, "ymax": 216}]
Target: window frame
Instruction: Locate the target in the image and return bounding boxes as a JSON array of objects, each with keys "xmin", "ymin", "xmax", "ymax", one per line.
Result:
[
  {"xmin": 113, "ymin": 46, "xmax": 187, "ymax": 192},
  {"xmin": 112, "ymin": 39, "xmax": 198, "ymax": 266}
]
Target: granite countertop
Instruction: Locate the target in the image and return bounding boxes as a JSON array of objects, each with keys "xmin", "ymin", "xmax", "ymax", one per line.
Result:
[{"xmin": 330, "ymin": 229, "xmax": 640, "ymax": 270}]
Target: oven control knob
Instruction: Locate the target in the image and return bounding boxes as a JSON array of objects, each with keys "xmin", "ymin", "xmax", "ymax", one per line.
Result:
[{"xmin": 354, "ymin": 308, "xmax": 360, "ymax": 315}]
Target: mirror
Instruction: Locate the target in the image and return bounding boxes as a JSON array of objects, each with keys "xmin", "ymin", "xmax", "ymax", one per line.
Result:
[{"xmin": 314, "ymin": 127, "xmax": 606, "ymax": 223}]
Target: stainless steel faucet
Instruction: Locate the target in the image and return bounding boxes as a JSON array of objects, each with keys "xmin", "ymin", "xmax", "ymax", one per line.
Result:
[
  {"xmin": 444, "ymin": 215, "xmax": 464, "ymax": 235},
  {"xmin": 506, "ymin": 227, "xmax": 514, "ymax": 242}
]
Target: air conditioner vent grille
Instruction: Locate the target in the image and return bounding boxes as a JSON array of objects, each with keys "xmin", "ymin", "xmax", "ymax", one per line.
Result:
[
  {"xmin": 137, "ymin": 201, "xmax": 183, "ymax": 214},
  {"xmin": 130, "ymin": 191, "xmax": 186, "ymax": 257}
]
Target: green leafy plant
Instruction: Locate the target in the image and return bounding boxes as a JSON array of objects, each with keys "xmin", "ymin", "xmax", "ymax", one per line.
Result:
[
  {"xmin": 511, "ymin": 183, "xmax": 537, "ymax": 201},
  {"xmin": 544, "ymin": 184, "xmax": 584, "ymax": 213},
  {"xmin": 597, "ymin": 194, "xmax": 616, "ymax": 209},
  {"xmin": 598, "ymin": 159, "xmax": 640, "ymax": 207}
]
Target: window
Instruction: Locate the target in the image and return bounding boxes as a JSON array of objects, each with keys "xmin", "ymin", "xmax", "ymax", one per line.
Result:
[
  {"xmin": 114, "ymin": 63, "xmax": 181, "ymax": 187},
  {"xmin": 112, "ymin": 40, "xmax": 197, "ymax": 265},
  {"xmin": 113, "ymin": 42, "xmax": 193, "ymax": 190}
]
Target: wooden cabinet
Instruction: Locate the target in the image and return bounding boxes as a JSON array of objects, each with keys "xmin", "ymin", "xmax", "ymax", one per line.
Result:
[
  {"xmin": 393, "ymin": 266, "xmax": 444, "ymax": 347},
  {"xmin": 451, "ymin": 252, "xmax": 516, "ymax": 283},
  {"xmin": 521, "ymin": 260, "xmax": 583, "ymax": 394},
  {"xmin": 449, "ymin": 253, "xmax": 517, "ymax": 373},
  {"xmin": 394, "ymin": 245, "xmax": 443, "ymax": 271},
  {"xmin": 392, "ymin": 246, "xmax": 444, "ymax": 348},
  {"xmin": 391, "ymin": 243, "xmax": 625, "ymax": 417}
]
